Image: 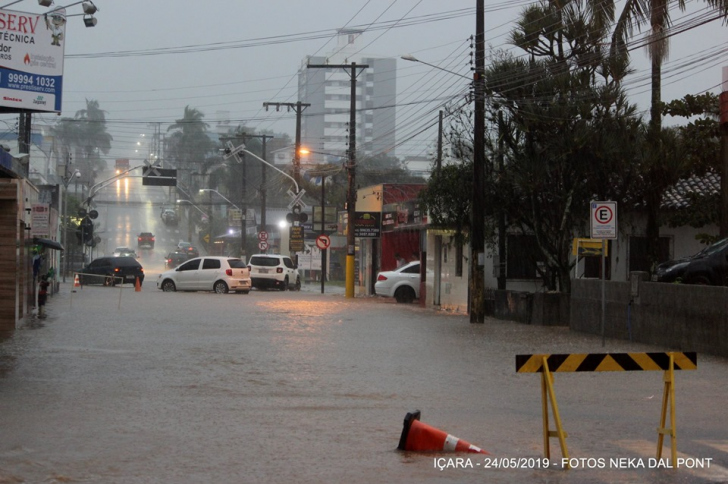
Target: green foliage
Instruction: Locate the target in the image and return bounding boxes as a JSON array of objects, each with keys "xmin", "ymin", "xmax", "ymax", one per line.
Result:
[{"xmin": 418, "ymin": 162, "xmax": 472, "ymax": 245}]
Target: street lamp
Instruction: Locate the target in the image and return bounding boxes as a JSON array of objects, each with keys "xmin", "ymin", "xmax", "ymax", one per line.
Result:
[
  {"xmin": 400, "ymin": 54, "xmax": 472, "ymax": 81},
  {"xmin": 402, "ymin": 22, "xmax": 487, "ymax": 324},
  {"xmin": 198, "ymin": 188, "xmax": 240, "ymax": 210}
]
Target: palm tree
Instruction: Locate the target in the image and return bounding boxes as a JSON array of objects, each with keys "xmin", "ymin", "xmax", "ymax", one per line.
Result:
[
  {"xmin": 612, "ymin": 0, "xmax": 728, "ymax": 268},
  {"xmin": 74, "ymin": 99, "xmax": 113, "ymax": 181},
  {"xmin": 167, "ymin": 106, "xmax": 212, "ymax": 187}
]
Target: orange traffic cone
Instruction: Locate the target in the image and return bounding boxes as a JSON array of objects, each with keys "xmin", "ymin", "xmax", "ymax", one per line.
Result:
[
  {"xmin": 74, "ymin": 274, "xmax": 81, "ymax": 288},
  {"xmin": 134, "ymin": 276, "xmax": 141, "ymax": 292},
  {"xmin": 398, "ymin": 410, "xmax": 488, "ymax": 454}
]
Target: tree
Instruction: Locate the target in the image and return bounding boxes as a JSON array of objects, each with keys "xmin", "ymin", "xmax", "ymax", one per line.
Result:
[
  {"xmin": 167, "ymin": 106, "xmax": 213, "ymax": 187},
  {"xmin": 75, "ymin": 99, "xmax": 113, "ymax": 180},
  {"xmin": 51, "ymin": 100, "xmax": 112, "ymax": 186},
  {"xmin": 611, "ymin": 0, "xmax": 728, "ymax": 269},
  {"xmin": 660, "ymin": 93, "xmax": 722, "ymax": 232},
  {"xmin": 418, "ymin": 161, "xmax": 473, "ymax": 274},
  {"xmin": 478, "ymin": 0, "xmax": 644, "ymax": 292}
]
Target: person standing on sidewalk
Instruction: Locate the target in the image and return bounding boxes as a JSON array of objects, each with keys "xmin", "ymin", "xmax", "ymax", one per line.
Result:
[{"xmin": 38, "ymin": 275, "xmax": 50, "ymax": 318}]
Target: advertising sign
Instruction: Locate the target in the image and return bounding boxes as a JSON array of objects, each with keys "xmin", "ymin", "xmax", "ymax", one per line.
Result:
[
  {"xmin": 31, "ymin": 202, "xmax": 49, "ymax": 237},
  {"xmin": 0, "ymin": 8, "xmax": 67, "ymax": 113},
  {"xmin": 353, "ymin": 211, "xmax": 381, "ymax": 238}
]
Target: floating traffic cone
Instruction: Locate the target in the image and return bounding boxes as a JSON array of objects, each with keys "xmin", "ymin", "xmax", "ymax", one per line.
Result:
[
  {"xmin": 134, "ymin": 276, "xmax": 141, "ymax": 292},
  {"xmin": 398, "ymin": 410, "xmax": 488, "ymax": 454},
  {"xmin": 74, "ymin": 274, "xmax": 81, "ymax": 288}
]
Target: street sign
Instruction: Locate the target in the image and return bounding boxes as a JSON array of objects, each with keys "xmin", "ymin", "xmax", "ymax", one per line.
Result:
[
  {"xmin": 289, "ymin": 226, "xmax": 304, "ymax": 252},
  {"xmin": 142, "ymin": 167, "xmax": 177, "ymax": 186},
  {"xmin": 316, "ymin": 234, "xmax": 331, "ymax": 250},
  {"xmin": 258, "ymin": 230, "xmax": 269, "ymax": 241},
  {"xmin": 590, "ymin": 201, "xmax": 617, "ymax": 239},
  {"xmin": 287, "ymin": 188, "xmax": 308, "ymax": 210},
  {"xmin": 258, "ymin": 241, "xmax": 269, "ymax": 251},
  {"xmin": 202, "ymin": 233, "xmax": 210, "ymax": 244}
]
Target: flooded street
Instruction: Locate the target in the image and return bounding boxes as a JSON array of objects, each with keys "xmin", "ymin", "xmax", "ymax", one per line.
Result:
[{"xmin": 1, "ymin": 282, "xmax": 727, "ymax": 483}]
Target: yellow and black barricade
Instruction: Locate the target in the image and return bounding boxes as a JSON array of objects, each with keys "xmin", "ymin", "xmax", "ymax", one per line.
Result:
[{"xmin": 516, "ymin": 352, "xmax": 697, "ymax": 468}]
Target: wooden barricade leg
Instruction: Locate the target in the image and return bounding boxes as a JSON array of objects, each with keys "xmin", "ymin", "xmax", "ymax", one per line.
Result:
[
  {"xmin": 656, "ymin": 353, "xmax": 677, "ymax": 467},
  {"xmin": 541, "ymin": 356, "xmax": 570, "ymax": 467}
]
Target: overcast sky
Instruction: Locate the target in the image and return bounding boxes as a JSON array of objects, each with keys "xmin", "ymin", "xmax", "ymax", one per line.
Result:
[{"xmin": 3, "ymin": 0, "xmax": 726, "ymax": 165}]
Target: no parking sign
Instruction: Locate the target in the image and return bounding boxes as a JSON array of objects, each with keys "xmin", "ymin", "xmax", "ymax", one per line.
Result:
[{"xmin": 590, "ymin": 201, "xmax": 617, "ymax": 239}]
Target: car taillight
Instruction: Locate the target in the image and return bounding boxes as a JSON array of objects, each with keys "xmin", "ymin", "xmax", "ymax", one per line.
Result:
[
  {"xmin": 276, "ymin": 267, "xmax": 283, "ymax": 273},
  {"xmin": 226, "ymin": 269, "xmax": 233, "ymax": 276},
  {"xmin": 140, "ymin": 268, "xmax": 144, "ymax": 273},
  {"xmin": 167, "ymin": 259, "xmax": 172, "ymax": 263},
  {"xmin": 137, "ymin": 237, "xmax": 141, "ymax": 241},
  {"xmin": 247, "ymin": 265, "xmax": 251, "ymax": 271},
  {"xmin": 114, "ymin": 268, "xmax": 120, "ymax": 273},
  {"xmin": 377, "ymin": 274, "xmax": 387, "ymax": 281}
]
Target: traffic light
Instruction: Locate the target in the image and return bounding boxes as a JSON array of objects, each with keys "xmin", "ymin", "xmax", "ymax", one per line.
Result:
[{"xmin": 80, "ymin": 216, "xmax": 94, "ymax": 245}]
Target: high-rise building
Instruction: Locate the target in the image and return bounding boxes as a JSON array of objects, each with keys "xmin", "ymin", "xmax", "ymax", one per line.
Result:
[{"xmin": 299, "ymin": 29, "xmax": 396, "ymax": 165}]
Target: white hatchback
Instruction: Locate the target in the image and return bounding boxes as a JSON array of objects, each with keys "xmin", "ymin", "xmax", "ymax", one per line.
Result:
[{"xmin": 156, "ymin": 256, "xmax": 251, "ymax": 294}]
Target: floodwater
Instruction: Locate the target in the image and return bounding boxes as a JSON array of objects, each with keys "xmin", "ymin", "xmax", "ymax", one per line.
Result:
[{"xmin": 1, "ymin": 282, "xmax": 727, "ymax": 483}]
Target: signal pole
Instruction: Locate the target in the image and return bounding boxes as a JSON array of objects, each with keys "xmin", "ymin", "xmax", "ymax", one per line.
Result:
[
  {"xmin": 307, "ymin": 62, "xmax": 368, "ymax": 299},
  {"xmin": 263, "ymin": 102, "xmax": 310, "ymax": 185}
]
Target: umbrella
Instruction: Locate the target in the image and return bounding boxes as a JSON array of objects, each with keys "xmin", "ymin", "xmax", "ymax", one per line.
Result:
[{"xmin": 33, "ymin": 237, "xmax": 64, "ymax": 251}]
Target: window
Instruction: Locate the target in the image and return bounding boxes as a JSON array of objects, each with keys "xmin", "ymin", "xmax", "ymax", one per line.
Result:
[
  {"xmin": 629, "ymin": 236, "xmax": 671, "ymax": 273},
  {"xmin": 402, "ymin": 263, "xmax": 420, "ymax": 274},
  {"xmin": 507, "ymin": 234, "xmax": 544, "ymax": 279},
  {"xmin": 179, "ymin": 260, "xmax": 200, "ymax": 272},
  {"xmin": 202, "ymin": 259, "xmax": 221, "ymax": 270},
  {"xmin": 283, "ymin": 257, "xmax": 294, "ymax": 269},
  {"xmin": 227, "ymin": 259, "xmax": 246, "ymax": 268}
]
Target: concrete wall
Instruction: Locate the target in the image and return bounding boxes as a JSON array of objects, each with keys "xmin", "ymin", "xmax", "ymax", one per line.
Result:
[{"xmin": 570, "ymin": 278, "xmax": 728, "ymax": 358}]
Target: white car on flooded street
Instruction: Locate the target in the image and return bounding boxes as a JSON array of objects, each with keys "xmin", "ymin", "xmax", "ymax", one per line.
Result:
[
  {"xmin": 156, "ymin": 256, "xmax": 251, "ymax": 294},
  {"xmin": 374, "ymin": 261, "xmax": 420, "ymax": 303}
]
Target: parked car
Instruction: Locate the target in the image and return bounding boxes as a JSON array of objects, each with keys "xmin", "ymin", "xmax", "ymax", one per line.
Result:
[
  {"xmin": 177, "ymin": 241, "xmax": 199, "ymax": 259},
  {"xmin": 112, "ymin": 247, "xmax": 138, "ymax": 258},
  {"xmin": 374, "ymin": 261, "xmax": 420, "ymax": 303},
  {"xmin": 79, "ymin": 256, "xmax": 144, "ymax": 286},
  {"xmin": 138, "ymin": 232, "xmax": 155, "ymax": 249},
  {"xmin": 653, "ymin": 238, "xmax": 728, "ymax": 285},
  {"xmin": 156, "ymin": 256, "xmax": 251, "ymax": 294},
  {"xmin": 161, "ymin": 209, "xmax": 178, "ymax": 226},
  {"xmin": 165, "ymin": 251, "xmax": 188, "ymax": 269},
  {"xmin": 247, "ymin": 254, "xmax": 300, "ymax": 291}
]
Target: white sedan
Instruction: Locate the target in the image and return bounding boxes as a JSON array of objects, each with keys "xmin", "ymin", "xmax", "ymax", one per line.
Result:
[
  {"xmin": 374, "ymin": 261, "xmax": 420, "ymax": 303},
  {"xmin": 156, "ymin": 256, "xmax": 251, "ymax": 294}
]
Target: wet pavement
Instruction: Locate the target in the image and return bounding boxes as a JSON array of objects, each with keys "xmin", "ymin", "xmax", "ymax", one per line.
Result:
[{"xmin": 1, "ymin": 280, "xmax": 727, "ymax": 483}]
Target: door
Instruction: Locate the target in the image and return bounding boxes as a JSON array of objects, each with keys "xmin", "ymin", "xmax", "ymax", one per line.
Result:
[
  {"xmin": 175, "ymin": 259, "xmax": 201, "ymax": 290},
  {"xmin": 198, "ymin": 258, "xmax": 222, "ymax": 290}
]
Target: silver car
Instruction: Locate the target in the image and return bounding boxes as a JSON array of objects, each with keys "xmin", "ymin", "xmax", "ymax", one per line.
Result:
[{"xmin": 157, "ymin": 256, "xmax": 251, "ymax": 294}]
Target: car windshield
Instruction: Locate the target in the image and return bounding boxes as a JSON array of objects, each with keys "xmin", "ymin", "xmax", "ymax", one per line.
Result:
[
  {"xmin": 227, "ymin": 259, "xmax": 246, "ymax": 268},
  {"xmin": 250, "ymin": 256, "xmax": 279, "ymax": 267},
  {"xmin": 694, "ymin": 238, "xmax": 728, "ymax": 258}
]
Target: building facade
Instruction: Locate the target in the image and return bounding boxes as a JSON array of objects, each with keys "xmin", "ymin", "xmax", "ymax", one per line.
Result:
[{"xmin": 298, "ymin": 29, "xmax": 396, "ymax": 164}]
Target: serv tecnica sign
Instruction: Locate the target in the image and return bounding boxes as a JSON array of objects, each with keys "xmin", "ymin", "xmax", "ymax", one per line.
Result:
[
  {"xmin": 590, "ymin": 201, "xmax": 617, "ymax": 239},
  {"xmin": 0, "ymin": 8, "xmax": 67, "ymax": 113}
]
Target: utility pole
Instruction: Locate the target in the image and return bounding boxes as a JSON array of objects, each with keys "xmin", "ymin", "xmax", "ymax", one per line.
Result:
[
  {"xmin": 229, "ymin": 133, "xmax": 274, "ymax": 256},
  {"xmin": 720, "ymin": 67, "xmax": 728, "ymax": 237},
  {"xmin": 263, "ymin": 102, "xmax": 310, "ymax": 186},
  {"xmin": 470, "ymin": 0, "xmax": 486, "ymax": 323},
  {"xmin": 308, "ymin": 62, "xmax": 368, "ymax": 299}
]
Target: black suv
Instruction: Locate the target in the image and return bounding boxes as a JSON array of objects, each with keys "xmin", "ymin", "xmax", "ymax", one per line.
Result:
[{"xmin": 79, "ymin": 256, "xmax": 145, "ymax": 286}]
